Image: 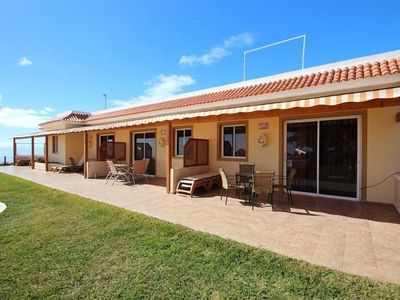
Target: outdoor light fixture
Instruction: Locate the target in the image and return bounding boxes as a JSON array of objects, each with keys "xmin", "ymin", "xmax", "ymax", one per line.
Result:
[{"xmin": 257, "ymin": 133, "xmax": 267, "ymax": 146}]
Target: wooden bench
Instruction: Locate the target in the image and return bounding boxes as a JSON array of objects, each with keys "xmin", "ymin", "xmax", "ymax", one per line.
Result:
[{"xmin": 176, "ymin": 172, "xmax": 221, "ymax": 197}]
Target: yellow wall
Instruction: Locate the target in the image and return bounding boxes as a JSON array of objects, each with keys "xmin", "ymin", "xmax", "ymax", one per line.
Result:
[
  {"xmin": 170, "ymin": 107, "xmax": 400, "ymax": 204},
  {"xmin": 48, "ymin": 135, "xmax": 66, "ymax": 164},
  {"xmin": 65, "ymin": 133, "xmax": 84, "ymax": 163},
  {"xmin": 366, "ymin": 106, "xmax": 400, "ymax": 203},
  {"xmin": 172, "ymin": 117, "xmax": 280, "ymax": 176},
  {"xmin": 48, "ymin": 133, "xmax": 83, "ymax": 164},
  {"xmin": 54, "ymin": 104, "xmax": 400, "ymax": 204},
  {"xmin": 87, "ymin": 125, "xmax": 168, "ymax": 178}
]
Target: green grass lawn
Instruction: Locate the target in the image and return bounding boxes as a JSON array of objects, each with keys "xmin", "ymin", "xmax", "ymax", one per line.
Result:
[{"xmin": 0, "ymin": 173, "xmax": 399, "ymax": 299}]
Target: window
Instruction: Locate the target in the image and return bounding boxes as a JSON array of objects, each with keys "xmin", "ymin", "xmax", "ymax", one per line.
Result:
[
  {"xmin": 98, "ymin": 134, "xmax": 115, "ymax": 160},
  {"xmin": 175, "ymin": 128, "xmax": 192, "ymax": 156},
  {"xmin": 221, "ymin": 124, "xmax": 247, "ymax": 158},
  {"xmin": 52, "ymin": 136, "xmax": 59, "ymax": 153}
]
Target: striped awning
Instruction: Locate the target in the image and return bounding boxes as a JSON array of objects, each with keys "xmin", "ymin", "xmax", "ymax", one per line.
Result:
[{"xmin": 14, "ymin": 87, "xmax": 400, "ymax": 138}]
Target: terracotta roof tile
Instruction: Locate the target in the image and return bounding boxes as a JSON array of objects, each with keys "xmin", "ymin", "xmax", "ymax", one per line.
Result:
[
  {"xmin": 40, "ymin": 112, "xmax": 90, "ymax": 126},
  {"xmin": 86, "ymin": 57, "xmax": 400, "ymax": 122}
]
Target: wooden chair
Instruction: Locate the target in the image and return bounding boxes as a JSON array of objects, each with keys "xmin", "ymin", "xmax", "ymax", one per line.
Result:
[
  {"xmin": 218, "ymin": 168, "xmax": 244, "ymax": 205},
  {"xmin": 252, "ymin": 172, "xmax": 274, "ymax": 210},
  {"xmin": 131, "ymin": 159, "xmax": 150, "ymax": 183},
  {"xmin": 274, "ymin": 168, "xmax": 296, "ymax": 205}
]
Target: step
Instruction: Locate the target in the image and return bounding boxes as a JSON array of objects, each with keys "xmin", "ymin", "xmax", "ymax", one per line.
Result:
[
  {"xmin": 176, "ymin": 189, "xmax": 191, "ymax": 195},
  {"xmin": 180, "ymin": 183, "xmax": 192, "ymax": 188}
]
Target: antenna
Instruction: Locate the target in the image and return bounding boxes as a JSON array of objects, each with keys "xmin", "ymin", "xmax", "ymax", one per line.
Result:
[
  {"xmin": 243, "ymin": 34, "xmax": 306, "ymax": 81},
  {"xmin": 103, "ymin": 93, "xmax": 107, "ymax": 109}
]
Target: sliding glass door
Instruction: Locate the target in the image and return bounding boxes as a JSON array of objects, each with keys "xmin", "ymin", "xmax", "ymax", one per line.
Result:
[
  {"xmin": 133, "ymin": 132, "xmax": 156, "ymax": 175},
  {"xmin": 285, "ymin": 116, "xmax": 360, "ymax": 200}
]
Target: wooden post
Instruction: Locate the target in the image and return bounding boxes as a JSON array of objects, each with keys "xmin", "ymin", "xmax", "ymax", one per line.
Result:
[
  {"xmin": 45, "ymin": 136, "xmax": 49, "ymax": 171},
  {"xmin": 396, "ymin": 112, "xmax": 400, "ymax": 123},
  {"xmin": 165, "ymin": 122, "xmax": 172, "ymax": 193},
  {"xmin": 31, "ymin": 136, "xmax": 35, "ymax": 169},
  {"xmin": 13, "ymin": 138, "xmax": 17, "ymax": 166},
  {"xmin": 84, "ymin": 132, "xmax": 88, "ymax": 178}
]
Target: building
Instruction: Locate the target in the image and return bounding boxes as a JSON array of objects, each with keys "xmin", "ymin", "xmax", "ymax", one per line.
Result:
[{"xmin": 13, "ymin": 50, "xmax": 400, "ymax": 208}]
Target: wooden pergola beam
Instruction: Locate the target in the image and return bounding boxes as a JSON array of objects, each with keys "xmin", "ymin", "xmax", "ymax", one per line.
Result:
[
  {"xmin": 13, "ymin": 138, "xmax": 16, "ymax": 166},
  {"xmin": 84, "ymin": 132, "xmax": 88, "ymax": 178},
  {"xmin": 165, "ymin": 122, "xmax": 172, "ymax": 193},
  {"xmin": 31, "ymin": 136, "xmax": 35, "ymax": 169},
  {"xmin": 45, "ymin": 135, "xmax": 49, "ymax": 171}
]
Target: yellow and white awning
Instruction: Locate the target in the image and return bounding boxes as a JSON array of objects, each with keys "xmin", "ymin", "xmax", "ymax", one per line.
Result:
[{"xmin": 14, "ymin": 87, "xmax": 400, "ymax": 138}]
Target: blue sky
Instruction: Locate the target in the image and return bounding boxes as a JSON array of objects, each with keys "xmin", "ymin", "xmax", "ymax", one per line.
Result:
[{"xmin": 1, "ymin": 0, "xmax": 399, "ymax": 161}]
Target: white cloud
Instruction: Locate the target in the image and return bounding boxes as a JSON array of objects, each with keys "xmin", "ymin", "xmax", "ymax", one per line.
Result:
[
  {"xmin": 0, "ymin": 107, "xmax": 52, "ymax": 128},
  {"xmin": 0, "ymin": 141, "xmax": 12, "ymax": 148},
  {"xmin": 112, "ymin": 74, "xmax": 195, "ymax": 107},
  {"xmin": 18, "ymin": 57, "xmax": 33, "ymax": 67},
  {"xmin": 179, "ymin": 33, "xmax": 254, "ymax": 67},
  {"xmin": 41, "ymin": 107, "xmax": 55, "ymax": 114}
]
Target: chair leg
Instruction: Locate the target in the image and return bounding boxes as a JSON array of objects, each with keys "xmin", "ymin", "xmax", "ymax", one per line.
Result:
[
  {"xmin": 220, "ymin": 188, "xmax": 223, "ymax": 201},
  {"xmin": 252, "ymin": 193, "xmax": 255, "ymax": 210},
  {"xmin": 225, "ymin": 189, "xmax": 228, "ymax": 205},
  {"xmin": 289, "ymin": 189, "xmax": 294, "ymax": 205},
  {"xmin": 286, "ymin": 188, "xmax": 291, "ymax": 204},
  {"xmin": 270, "ymin": 191, "xmax": 274, "ymax": 207}
]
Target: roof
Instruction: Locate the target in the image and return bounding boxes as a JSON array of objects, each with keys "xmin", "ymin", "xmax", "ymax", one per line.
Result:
[
  {"xmin": 40, "ymin": 111, "xmax": 91, "ymax": 126},
  {"xmin": 13, "ymin": 86, "xmax": 400, "ymax": 138},
  {"xmin": 86, "ymin": 50, "xmax": 400, "ymax": 123}
]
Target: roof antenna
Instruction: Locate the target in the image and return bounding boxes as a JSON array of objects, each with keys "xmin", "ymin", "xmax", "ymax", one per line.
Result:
[
  {"xmin": 243, "ymin": 34, "xmax": 306, "ymax": 81},
  {"xmin": 103, "ymin": 93, "xmax": 107, "ymax": 109}
]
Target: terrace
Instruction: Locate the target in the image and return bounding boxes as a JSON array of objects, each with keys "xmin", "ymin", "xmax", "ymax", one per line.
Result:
[{"xmin": 1, "ymin": 165, "xmax": 399, "ymax": 284}]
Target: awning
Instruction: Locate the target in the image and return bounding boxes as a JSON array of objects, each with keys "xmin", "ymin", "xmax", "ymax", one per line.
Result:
[{"xmin": 14, "ymin": 87, "xmax": 400, "ymax": 138}]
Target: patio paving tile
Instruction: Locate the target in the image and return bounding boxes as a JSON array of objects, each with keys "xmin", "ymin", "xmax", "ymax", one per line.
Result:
[{"xmin": 1, "ymin": 166, "xmax": 400, "ymax": 285}]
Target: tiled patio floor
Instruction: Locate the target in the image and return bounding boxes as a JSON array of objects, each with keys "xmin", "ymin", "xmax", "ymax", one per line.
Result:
[{"xmin": 1, "ymin": 166, "xmax": 400, "ymax": 284}]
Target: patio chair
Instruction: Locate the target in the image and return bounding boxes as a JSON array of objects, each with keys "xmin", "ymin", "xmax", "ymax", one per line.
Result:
[
  {"xmin": 274, "ymin": 168, "xmax": 296, "ymax": 205},
  {"xmin": 105, "ymin": 160, "xmax": 131, "ymax": 185},
  {"xmin": 236, "ymin": 163, "xmax": 256, "ymax": 200},
  {"xmin": 69, "ymin": 156, "xmax": 84, "ymax": 173},
  {"xmin": 53, "ymin": 163, "xmax": 73, "ymax": 173},
  {"xmin": 131, "ymin": 159, "xmax": 150, "ymax": 183},
  {"xmin": 239, "ymin": 163, "xmax": 255, "ymax": 174},
  {"xmin": 218, "ymin": 168, "xmax": 244, "ymax": 205},
  {"xmin": 251, "ymin": 172, "xmax": 274, "ymax": 210}
]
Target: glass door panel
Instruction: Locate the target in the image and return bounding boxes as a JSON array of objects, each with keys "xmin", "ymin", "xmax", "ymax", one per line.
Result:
[
  {"xmin": 319, "ymin": 118, "xmax": 358, "ymax": 198},
  {"xmin": 134, "ymin": 133, "xmax": 145, "ymax": 161},
  {"xmin": 133, "ymin": 132, "xmax": 156, "ymax": 175},
  {"xmin": 144, "ymin": 132, "xmax": 156, "ymax": 175},
  {"xmin": 286, "ymin": 122, "xmax": 318, "ymax": 193}
]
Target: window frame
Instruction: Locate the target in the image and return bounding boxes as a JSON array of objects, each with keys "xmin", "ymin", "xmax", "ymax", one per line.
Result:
[
  {"xmin": 219, "ymin": 123, "xmax": 248, "ymax": 161},
  {"xmin": 173, "ymin": 126, "xmax": 193, "ymax": 158},
  {"xmin": 52, "ymin": 136, "xmax": 59, "ymax": 154}
]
